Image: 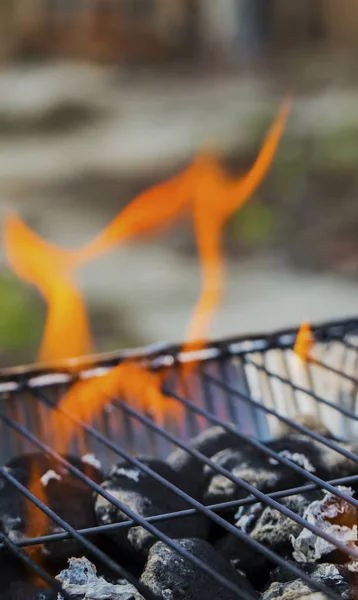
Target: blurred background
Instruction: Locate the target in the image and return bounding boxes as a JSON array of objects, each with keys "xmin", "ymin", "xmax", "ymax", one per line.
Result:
[{"xmin": 1, "ymin": 0, "xmax": 358, "ymax": 366}]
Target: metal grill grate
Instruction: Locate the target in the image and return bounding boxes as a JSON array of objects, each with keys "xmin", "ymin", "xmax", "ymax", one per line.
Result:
[{"xmin": 1, "ymin": 316, "xmax": 358, "ymax": 599}]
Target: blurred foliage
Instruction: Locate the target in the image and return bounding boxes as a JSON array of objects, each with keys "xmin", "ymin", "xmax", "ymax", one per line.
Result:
[
  {"xmin": 311, "ymin": 127, "xmax": 358, "ymax": 168},
  {"xmin": 0, "ymin": 273, "xmax": 43, "ymax": 354},
  {"xmin": 229, "ymin": 198, "xmax": 278, "ymax": 246}
]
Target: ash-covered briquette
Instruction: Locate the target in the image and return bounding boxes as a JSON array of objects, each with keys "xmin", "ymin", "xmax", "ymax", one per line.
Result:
[
  {"xmin": 274, "ymin": 415, "xmax": 334, "ymax": 440},
  {"xmin": 56, "ymin": 557, "xmax": 144, "ymax": 599},
  {"xmin": 140, "ymin": 538, "xmax": 257, "ymax": 600},
  {"xmin": 0, "ymin": 580, "xmax": 57, "ymax": 600},
  {"xmin": 291, "ymin": 486, "xmax": 358, "ymax": 565},
  {"xmin": 265, "ymin": 562, "xmax": 358, "ymax": 600},
  {"xmin": 166, "ymin": 426, "xmax": 245, "ymax": 499},
  {"xmin": 0, "ymin": 453, "xmax": 103, "ymax": 566},
  {"xmin": 203, "ymin": 432, "xmax": 358, "ymax": 506},
  {"xmin": 262, "ymin": 579, "xmax": 326, "ymax": 600},
  {"xmin": 218, "ymin": 486, "xmax": 358, "ymax": 585},
  {"xmin": 95, "ymin": 458, "xmax": 208, "ymax": 561},
  {"xmin": 217, "ymin": 492, "xmax": 320, "ymax": 587}
]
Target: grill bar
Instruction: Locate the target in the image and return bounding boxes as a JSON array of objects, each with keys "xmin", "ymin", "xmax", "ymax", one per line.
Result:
[
  {"xmin": 0, "ymin": 460, "xmax": 343, "ymax": 600},
  {"xmin": 164, "ymin": 381, "xmax": 358, "ymax": 509},
  {"xmin": 2, "ymin": 472, "xmax": 358, "ymax": 551},
  {"xmin": 1, "ymin": 315, "xmax": 357, "ymax": 389},
  {"xmin": 0, "ymin": 406, "xmax": 257, "ymax": 600},
  {"xmin": 7, "ymin": 385, "xmax": 358, "ymax": 590},
  {"xmin": 0, "ymin": 533, "xmax": 71, "ymax": 599},
  {"xmin": 0, "ymin": 465, "xmax": 153, "ymax": 599},
  {"xmin": 247, "ymin": 357, "xmax": 358, "ymax": 421},
  {"xmin": 1, "ymin": 318, "xmax": 358, "ymax": 599},
  {"xmin": 0, "ymin": 389, "xmax": 350, "ymax": 598},
  {"xmin": 202, "ymin": 370, "xmax": 358, "ymax": 473}
]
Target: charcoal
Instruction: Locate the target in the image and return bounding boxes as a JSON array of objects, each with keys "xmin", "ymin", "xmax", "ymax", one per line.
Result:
[
  {"xmin": 275, "ymin": 415, "xmax": 334, "ymax": 440},
  {"xmin": 291, "ymin": 485, "xmax": 358, "ymax": 564},
  {"xmin": 262, "ymin": 579, "xmax": 327, "ymax": 600},
  {"xmin": 0, "ymin": 580, "xmax": 57, "ymax": 599},
  {"xmin": 95, "ymin": 458, "xmax": 208, "ymax": 561},
  {"xmin": 166, "ymin": 426, "xmax": 244, "ymax": 499},
  {"xmin": 140, "ymin": 538, "xmax": 257, "ymax": 600},
  {"xmin": 264, "ymin": 562, "xmax": 358, "ymax": 600},
  {"xmin": 56, "ymin": 557, "xmax": 144, "ymax": 599},
  {"xmin": 217, "ymin": 492, "xmax": 319, "ymax": 587},
  {"xmin": 202, "ymin": 445, "xmax": 297, "ymax": 507},
  {"xmin": 203, "ymin": 434, "xmax": 358, "ymax": 506},
  {"xmin": 276, "ymin": 432, "xmax": 358, "ymax": 486},
  {"xmin": 0, "ymin": 549, "xmax": 30, "ymax": 597},
  {"xmin": 315, "ymin": 442, "xmax": 358, "ymax": 487},
  {"xmin": 0, "ymin": 453, "xmax": 103, "ymax": 566}
]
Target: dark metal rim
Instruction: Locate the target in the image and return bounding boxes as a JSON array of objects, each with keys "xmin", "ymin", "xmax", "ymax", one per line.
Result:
[{"xmin": 0, "ymin": 314, "xmax": 357, "ymax": 390}]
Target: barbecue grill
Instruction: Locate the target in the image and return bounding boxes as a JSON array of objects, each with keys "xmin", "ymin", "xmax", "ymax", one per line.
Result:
[{"xmin": 1, "ymin": 316, "xmax": 358, "ymax": 599}]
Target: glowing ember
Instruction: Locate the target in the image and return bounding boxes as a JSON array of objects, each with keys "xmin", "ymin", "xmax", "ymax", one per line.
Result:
[
  {"xmin": 294, "ymin": 321, "xmax": 314, "ymax": 362},
  {"xmin": 25, "ymin": 463, "xmax": 48, "ymax": 568}
]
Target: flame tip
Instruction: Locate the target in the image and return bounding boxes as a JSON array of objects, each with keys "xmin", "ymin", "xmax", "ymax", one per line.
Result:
[{"xmin": 294, "ymin": 321, "xmax": 314, "ymax": 363}]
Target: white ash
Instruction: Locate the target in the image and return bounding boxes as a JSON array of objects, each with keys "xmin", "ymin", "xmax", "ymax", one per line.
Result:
[
  {"xmin": 81, "ymin": 454, "xmax": 102, "ymax": 471},
  {"xmin": 347, "ymin": 561, "xmax": 358, "ymax": 572},
  {"xmin": 56, "ymin": 557, "xmax": 144, "ymax": 599},
  {"xmin": 41, "ymin": 470, "xmax": 62, "ymax": 487},
  {"xmin": 94, "ymin": 488, "xmax": 139, "ymax": 525},
  {"xmin": 269, "ymin": 451, "xmax": 316, "ymax": 473},
  {"xmin": 311, "ymin": 563, "xmax": 344, "ymax": 582},
  {"xmin": 207, "ymin": 467, "xmax": 278, "ymax": 502},
  {"xmin": 262, "ymin": 580, "xmax": 327, "ymax": 600},
  {"xmin": 7, "ymin": 527, "xmax": 27, "ymax": 544},
  {"xmin": 238, "ymin": 467, "xmax": 278, "ymax": 489},
  {"xmin": 2, "ymin": 514, "xmax": 22, "ymax": 533},
  {"xmin": 114, "ymin": 467, "xmax": 141, "ymax": 483},
  {"xmin": 2, "ymin": 515, "xmax": 25, "ymax": 544},
  {"xmin": 291, "ymin": 486, "xmax": 358, "ymax": 563}
]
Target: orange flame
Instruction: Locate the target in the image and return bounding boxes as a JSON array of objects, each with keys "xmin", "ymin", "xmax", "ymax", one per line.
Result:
[
  {"xmin": 4, "ymin": 96, "xmax": 291, "ymax": 550},
  {"xmin": 71, "ymin": 160, "xmax": 200, "ymax": 267},
  {"xmin": 187, "ymin": 95, "xmax": 292, "ymax": 343},
  {"xmin": 3, "ymin": 212, "xmax": 93, "ymax": 363},
  {"xmin": 3, "ymin": 96, "xmax": 291, "ymax": 450},
  {"xmin": 52, "ymin": 362, "xmax": 181, "ymax": 455},
  {"xmin": 24, "ymin": 462, "xmax": 48, "ymax": 579},
  {"xmin": 294, "ymin": 321, "xmax": 314, "ymax": 362},
  {"xmin": 52, "ymin": 97, "xmax": 291, "ymax": 451}
]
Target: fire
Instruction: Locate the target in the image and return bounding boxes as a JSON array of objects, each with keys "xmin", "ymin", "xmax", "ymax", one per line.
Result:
[
  {"xmin": 71, "ymin": 160, "xmax": 199, "ymax": 267},
  {"xmin": 3, "ymin": 212, "xmax": 93, "ymax": 363},
  {"xmin": 52, "ymin": 96, "xmax": 291, "ymax": 452},
  {"xmin": 3, "ymin": 96, "xmax": 290, "ymax": 439},
  {"xmin": 294, "ymin": 321, "xmax": 314, "ymax": 362},
  {"xmin": 24, "ymin": 462, "xmax": 48, "ymax": 579},
  {"xmin": 3, "ymin": 96, "xmax": 291, "ymax": 551},
  {"xmin": 52, "ymin": 362, "xmax": 181, "ymax": 455},
  {"xmin": 186, "ymin": 95, "xmax": 292, "ymax": 343}
]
